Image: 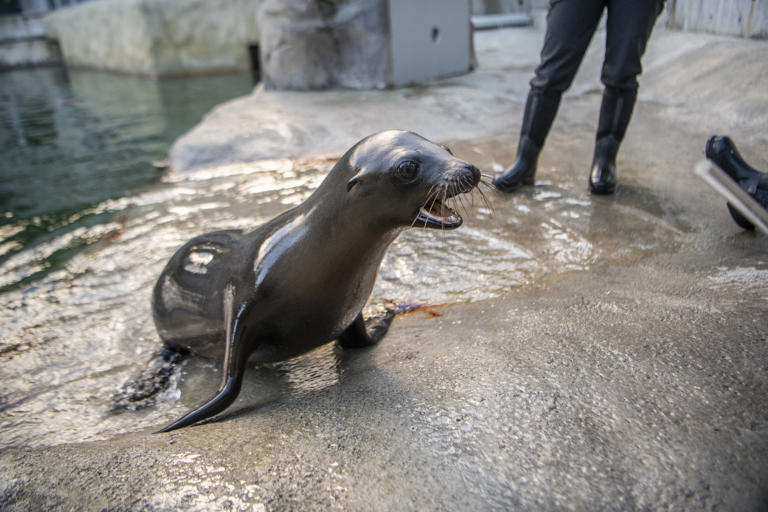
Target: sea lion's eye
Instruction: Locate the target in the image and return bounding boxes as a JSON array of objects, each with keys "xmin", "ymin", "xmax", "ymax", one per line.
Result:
[{"xmin": 396, "ymin": 160, "xmax": 419, "ymax": 182}]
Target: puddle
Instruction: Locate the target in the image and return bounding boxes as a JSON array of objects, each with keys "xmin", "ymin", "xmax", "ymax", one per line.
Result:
[{"xmin": 0, "ymin": 143, "xmax": 693, "ymax": 449}]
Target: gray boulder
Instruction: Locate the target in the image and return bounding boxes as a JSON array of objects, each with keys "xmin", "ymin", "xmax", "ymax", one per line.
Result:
[{"xmin": 258, "ymin": 0, "xmax": 389, "ymax": 89}]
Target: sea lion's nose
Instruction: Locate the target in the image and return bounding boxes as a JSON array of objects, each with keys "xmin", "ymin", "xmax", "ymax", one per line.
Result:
[{"xmin": 464, "ymin": 164, "xmax": 481, "ymax": 185}]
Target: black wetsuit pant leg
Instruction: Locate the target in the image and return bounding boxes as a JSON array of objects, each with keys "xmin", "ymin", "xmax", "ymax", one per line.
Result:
[
  {"xmin": 531, "ymin": 0, "xmax": 664, "ymax": 95},
  {"xmin": 601, "ymin": 0, "xmax": 665, "ymax": 91}
]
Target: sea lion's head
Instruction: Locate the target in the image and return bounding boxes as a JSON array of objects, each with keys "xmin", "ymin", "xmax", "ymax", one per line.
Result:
[{"xmin": 344, "ymin": 130, "xmax": 481, "ymax": 230}]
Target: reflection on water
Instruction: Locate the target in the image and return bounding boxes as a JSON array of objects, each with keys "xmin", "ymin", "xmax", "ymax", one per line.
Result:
[
  {"xmin": 0, "ymin": 142, "xmax": 692, "ymax": 448},
  {"xmin": 0, "ymin": 67, "xmax": 255, "ymax": 292}
]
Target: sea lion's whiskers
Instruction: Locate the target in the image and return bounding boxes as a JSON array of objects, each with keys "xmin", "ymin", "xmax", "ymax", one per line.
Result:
[
  {"xmin": 427, "ymin": 185, "xmax": 442, "ymax": 211},
  {"xmin": 425, "ymin": 183, "xmax": 438, "ymax": 200},
  {"xmin": 441, "ymin": 184, "xmax": 449, "ymax": 236},
  {"xmin": 478, "ymin": 175, "xmax": 495, "ymax": 189},
  {"xmin": 475, "ymin": 186, "xmax": 494, "ymax": 214},
  {"xmin": 412, "ymin": 184, "xmax": 439, "ymax": 228},
  {"xmin": 447, "ymin": 181, "xmax": 461, "ymax": 217},
  {"xmin": 477, "ymin": 180, "xmax": 497, "ymax": 204},
  {"xmin": 463, "ymin": 176, "xmax": 475, "ymax": 210},
  {"xmin": 423, "ymin": 186, "xmax": 444, "ymax": 229},
  {"xmin": 454, "ymin": 180, "xmax": 471, "ymax": 219},
  {"xmin": 415, "ymin": 187, "xmax": 438, "ymax": 229},
  {"xmin": 461, "ymin": 175, "xmax": 476, "ymax": 211}
]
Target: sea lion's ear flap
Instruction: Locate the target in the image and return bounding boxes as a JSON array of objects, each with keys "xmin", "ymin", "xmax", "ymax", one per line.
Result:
[{"xmin": 346, "ymin": 168, "xmax": 363, "ymax": 192}]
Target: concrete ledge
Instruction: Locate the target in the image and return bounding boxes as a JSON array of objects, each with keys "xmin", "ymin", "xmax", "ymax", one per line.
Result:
[
  {"xmin": 42, "ymin": 0, "xmax": 261, "ymax": 76},
  {"xmin": 472, "ymin": 12, "xmax": 533, "ymax": 30},
  {"xmin": 0, "ymin": 37, "xmax": 60, "ymax": 69}
]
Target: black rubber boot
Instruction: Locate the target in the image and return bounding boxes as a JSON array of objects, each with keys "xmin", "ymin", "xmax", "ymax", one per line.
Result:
[
  {"xmin": 494, "ymin": 90, "xmax": 561, "ymax": 192},
  {"xmin": 706, "ymin": 135, "xmax": 768, "ymax": 230},
  {"xmin": 589, "ymin": 87, "xmax": 637, "ymax": 195},
  {"xmin": 589, "ymin": 136, "xmax": 620, "ymax": 195}
]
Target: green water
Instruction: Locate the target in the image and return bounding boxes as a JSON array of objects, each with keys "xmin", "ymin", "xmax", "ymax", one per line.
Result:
[{"xmin": 0, "ymin": 67, "xmax": 254, "ymax": 292}]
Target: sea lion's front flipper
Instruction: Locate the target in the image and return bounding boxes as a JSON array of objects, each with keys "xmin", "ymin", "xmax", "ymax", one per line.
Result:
[
  {"xmin": 338, "ymin": 310, "xmax": 395, "ymax": 349},
  {"xmin": 156, "ymin": 284, "xmax": 250, "ymax": 433}
]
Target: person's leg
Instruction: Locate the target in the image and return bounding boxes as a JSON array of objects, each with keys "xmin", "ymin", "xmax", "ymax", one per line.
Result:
[
  {"xmin": 493, "ymin": 90, "xmax": 560, "ymax": 191},
  {"xmin": 495, "ymin": 0, "xmax": 605, "ymax": 192},
  {"xmin": 589, "ymin": 0, "xmax": 665, "ymax": 194}
]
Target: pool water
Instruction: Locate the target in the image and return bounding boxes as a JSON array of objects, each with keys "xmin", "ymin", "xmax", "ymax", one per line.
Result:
[{"xmin": 0, "ymin": 67, "xmax": 256, "ymax": 293}]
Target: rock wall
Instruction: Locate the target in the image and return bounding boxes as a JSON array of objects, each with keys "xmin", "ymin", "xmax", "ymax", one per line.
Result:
[
  {"xmin": 43, "ymin": 0, "xmax": 261, "ymax": 76},
  {"xmin": 257, "ymin": 0, "xmax": 389, "ymax": 89}
]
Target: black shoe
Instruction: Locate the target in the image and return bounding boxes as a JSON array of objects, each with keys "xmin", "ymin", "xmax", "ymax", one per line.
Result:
[
  {"xmin": 588, "ymin": 87, "xmax": 637, "ymax": 195},
  {"xmin": 494, "ymin": 89, "xmax": 560, "ymax": 193},
  {"xmin": 589, "ymin": 136, "xmax": 618, "ymax": 195},
  {"xmin": 705, "ymin": 135, "xmax": 765, "ymax": 184},
  {"xmin": 706, "ymin": 135, "xmax": 768, "ymax": 230},
  {"xmin": 493, "ymin": 136, "xmax": 540, "ymax": 192}
]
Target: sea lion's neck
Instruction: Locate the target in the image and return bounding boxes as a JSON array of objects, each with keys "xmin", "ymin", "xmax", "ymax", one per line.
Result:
[{"xmin": 302, "ymin": 194, "xmax": 403, "ymax": 262}]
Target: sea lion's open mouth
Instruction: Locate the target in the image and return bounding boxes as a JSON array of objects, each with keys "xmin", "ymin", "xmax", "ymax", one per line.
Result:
[
  {"xmin": 416, "ymin": 196, "xmax": 464, "ymax": 229},
  {"xmin": 414, "ymin": 164, "xmax": 481, "ymax": 230}
]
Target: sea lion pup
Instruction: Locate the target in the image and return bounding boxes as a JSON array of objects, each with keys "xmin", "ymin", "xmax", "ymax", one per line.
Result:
[{"xmin": 153, "ymin": 130, "xmax": 481, "ymax": 432}]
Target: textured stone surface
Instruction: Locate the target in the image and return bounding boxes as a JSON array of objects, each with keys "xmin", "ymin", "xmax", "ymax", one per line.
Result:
[
  {"xmin": 43, "ymin": 0, "xmax": 261, "ymax": 76},
  {"xmin": 257, "ymin": 0, "xmax": 389, "ymax": 90},
  {"xmin": 2, "ymin": 253, "xmax": 767, "ymax": 510}
]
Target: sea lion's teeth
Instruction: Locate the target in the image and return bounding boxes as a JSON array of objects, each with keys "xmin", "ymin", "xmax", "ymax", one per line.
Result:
[{"xmin": 419, "ymin": 206, "xmax": 441, "ymax": 220}]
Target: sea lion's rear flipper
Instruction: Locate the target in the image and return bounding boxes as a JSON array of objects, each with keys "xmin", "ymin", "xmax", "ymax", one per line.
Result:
[
  {"xmin": 156, "ymin": 284, "xmax": 250, "ymax": 433},
  {"xmin": 338, "ymin": 309, "xmax": 395, "ymax": 349},
  {"xmin": 113, "ymin": 346, "xmax": 187, "ymax": 410}
]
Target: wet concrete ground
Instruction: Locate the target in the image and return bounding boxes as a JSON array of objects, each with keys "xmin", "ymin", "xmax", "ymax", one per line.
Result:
[{"xmin": 3, "ymin": 14, "xmax": 768, "ymax": 512}]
